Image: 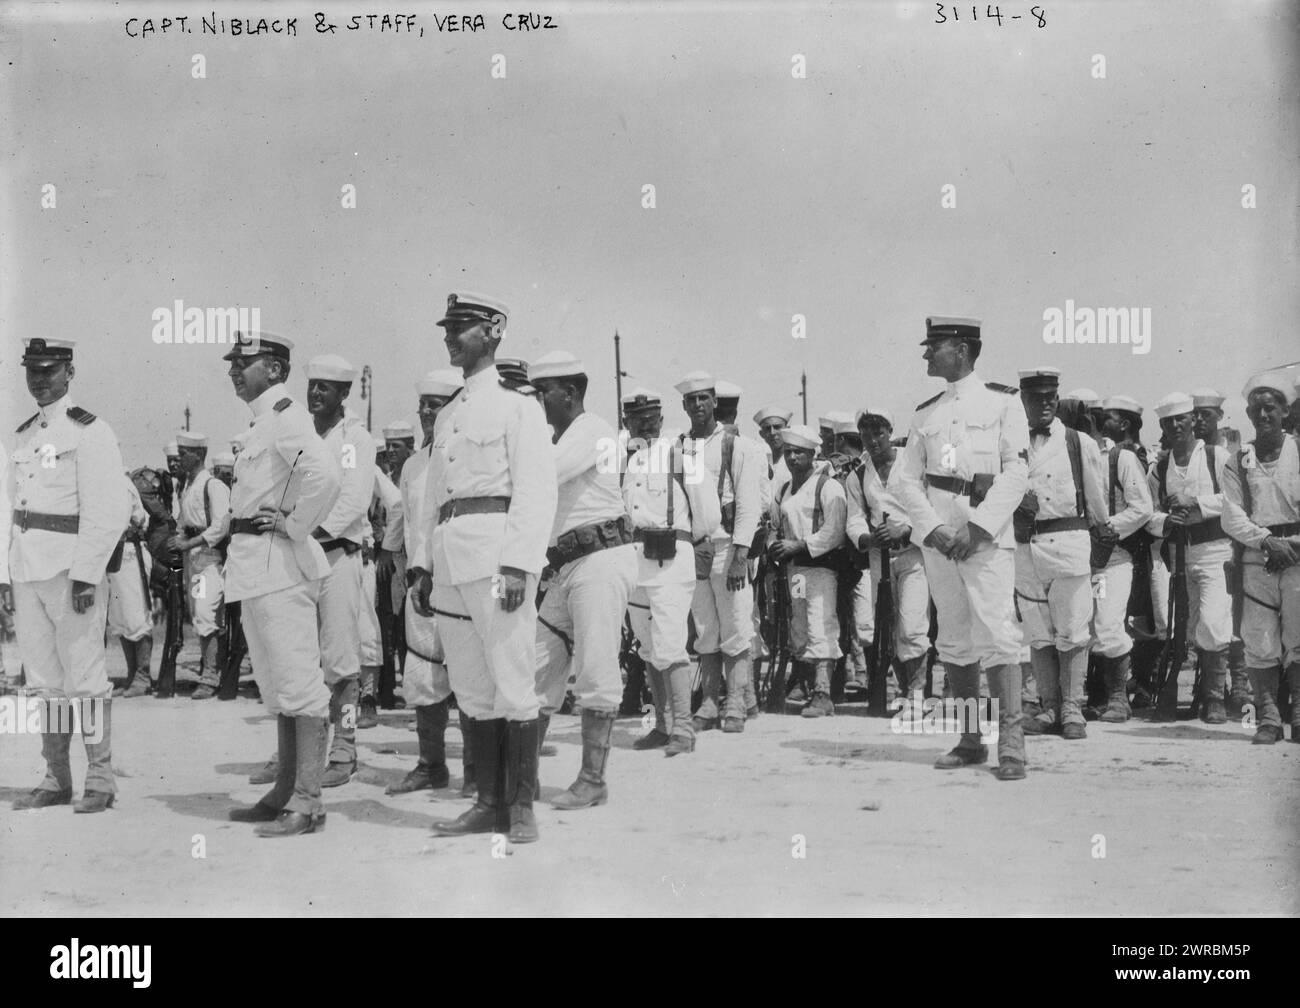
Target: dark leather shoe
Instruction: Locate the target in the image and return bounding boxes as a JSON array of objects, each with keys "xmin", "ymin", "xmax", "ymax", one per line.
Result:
[
  {"xmin": 1022, "ymin": 717, "xmax": 1051, "ymax": 735},
  {"xmin": 321, "ymin": 762, "xmax": 355, "ymax": 788},
  {"xmin": 934, "ymin": 745, "xmax": 988, "ymax": 769},
  {"xmin": 1201, "ymin": 698, "xmax": 1227, "ymax": 725},
  {"xmin": 1252, "ymin": 725, "xmax": 1282, "ymax": 745},
  {"xmin": 248, "ymin": 759, "xmax": 279, "ymax": 785},
  {"xmin": 745, "ymin": 706, "xmax": 760, "ymax": 720},
  {"xmin": 121, "ymin": 683, "xmax": 151, "ymax": 699},
  {"xmin": 663, "ymin": 734, "xmax": 695, "ymax": 757},
  {"xmin": 255, "ymin": 810, "xmax": 325, "ymax": 837},
  {"xmin": 995, "ymin": 759, "xmax": 1027, "ymax": 781},
  {"xmin": 1062, "ymin": 722, "xmax": 1087, "ymax": 740},
  {"xmin": 509, "ymin": 805, "xmax": 539, "ymax": 844},
  {"xmin": 13, "ymin": 788, "xmax": 72, "ymax": 810},
  {"xmin": 721, "ymin": 717, "xmax": 745, "ymax": 733},
  {"xmin": 691, "ymin": 715, "xmax": 719, "ymax": 732},
  {"xmin": 431, "ymin": 802, "xmax": 497, "ymax": 837},
  {"xmin": 356, "ymin": 698, "xmax": 379, "ymax": 730},
  {"xmin": 632, "ymin": 729, "xmax": 671, "ymax": 750},
  {"xmin": 190, "ymin": 684, "xmax": 217, "ymax": 700},
  {"xmin": 386, "ymin": 764, "xmax": 450, "ymax": 795},
  {"xmin": 73, "ymin": 791, "xmax": 115, "ymax": 814},
  {"xmin": 229, "ymin": 801, "xmax": 281, "ymax": 822},
  {"xmin": 801, "ymin": 692, "xmax": 835, "ymax": 718}
]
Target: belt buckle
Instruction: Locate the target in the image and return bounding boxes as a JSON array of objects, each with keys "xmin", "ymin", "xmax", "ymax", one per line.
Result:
[{"xmin": 16, "ymin": 508, "xmax": 29, "ymax": 532}]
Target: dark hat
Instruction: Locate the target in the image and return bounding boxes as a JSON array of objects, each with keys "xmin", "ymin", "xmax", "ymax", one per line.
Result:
[
  {"xmin": 495, "ymin": 357, "xmax": 530, "ymax": 386},
  {"xmin": 621, "ymin": 388, "xmax": 663, "ymax": 414},
  {"xmin": 1018, "ymin": 366, "xmax": 1062, "ymax": 391}
]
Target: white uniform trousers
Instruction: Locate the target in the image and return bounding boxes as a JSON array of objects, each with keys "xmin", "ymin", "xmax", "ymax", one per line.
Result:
[
  {"xmin": 358, "ymin": 559, "xmax": 383, "ymax": 667},
  {"xmin": 403, "ymin": 601, "xmax": 451, "ymax": 706},
  {"xmin": 921, "ymin": 544, "xmax": 1022, "ymax": 668},
  {"xmin": 1241, "ymin": 561, "xmax": 1300, "ymax": 669},
  {"xmin": 628, "ymin": 544, "xmax": 696, "ymax": 671},
  {"xmin": 1091, "ymin": 548, "xmax": 1134, "ymax": 659},
  {"xmin": 244, "ymin": 579, "xmax": 331, "ymax": 718},
  {"xmin": 188, "ymin": 548, "xmax": 224, "ymax": 637},
  {"xmin": 432, "ymin": 576, "xmax": 541, "ymax": 721},
  {"xmin": 13, "ymin": 573, "xmax": 110, "ymax": 698},
  {"xmin": 536, "ymin": 544, "xmax": 639, "ymax": 715},
  {"xmin": 107, "ymin": 545, "xmax": 153, "ymax": 642},
  {"xmin": 691, "ymin": 539, "xmax": 755, "ymax": 657},
  {"xmin": 317, "ymin": 547, "xmax": 362, "ymax": 687},
  {"xmin": 1014, "ymin": 545, "xmax": 1093, "ymax": 651},
  {"xmin": 788, "ymin": 564, "xmax": 842, "ymax": 661}
]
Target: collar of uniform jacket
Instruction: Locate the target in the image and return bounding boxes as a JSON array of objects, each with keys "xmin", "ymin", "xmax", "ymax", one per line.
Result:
[
  {"xmin": 948, "ymin": 372, "xmax": 982, "ymax": 399},
  {"xmin": 459, "ymin": 366, "xmax": 495, "ymax": 401},
  {"xmin": 248, "ymin": 384, "xmax": 288, "ymax": 419},
  {"xmin": 37, "ymin": 392, "xmax": 73, "ymax": 425}
]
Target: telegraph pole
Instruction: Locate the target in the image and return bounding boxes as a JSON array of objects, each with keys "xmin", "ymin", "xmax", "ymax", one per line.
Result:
[
  {"xmin": 799, "ymin": 370, "xmax": 808, "ymax": 425},
  {"xmin": 614, "ymin": 330, "xmax": 627, "ymax": 430},
  {"xmin": 184, "ymin": 403, "xmax": 191, "ymax": 432},
  {"xmin": 360, "ymin": 365, "xmax": 373, "ymax": 432}
]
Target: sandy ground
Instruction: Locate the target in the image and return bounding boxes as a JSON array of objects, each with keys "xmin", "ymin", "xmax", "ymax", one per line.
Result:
[{"xmin": 1, "ymin": 628, "xmax": 1297, "ymax": 917}]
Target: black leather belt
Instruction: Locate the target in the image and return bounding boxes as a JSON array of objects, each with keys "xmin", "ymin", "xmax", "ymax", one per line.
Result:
[
  {"xmin": 1029, "ymin": 516, "xmax": 1090, "ymax": 537},
  {"xmin": 1263, "ymin": 521, "xmax": 1300, "ymax": 538},
  {"xmin": 11, "ymin": 510, "xmax": 79, "ymax": 534},
  {"xmin": 437, "ymin": 496, "xmax": 511, "ymax": 525},
  {"xmin": 926, "ymin": 474, "xmax": 973, "ymax": 496},
  {"xmin": 230, "ymin": 517, "xmax": 264, "ymax": 536},
  {"xmin": 633, "ymin": 528, "xmax": 693, "ymax": 544},
  {"xmin": 1182, "ymin": 517, "xmax": 1228, "ymax": 546},
  {"xmin": 546, "ymin": 515, "xmax": 633, "ymax": 570},
  {"xmin": 317, "ymin": 536, "xmax": 361, "ymax": 555}
]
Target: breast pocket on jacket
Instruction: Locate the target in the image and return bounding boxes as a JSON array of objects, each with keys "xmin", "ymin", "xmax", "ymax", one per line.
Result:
[{"xmin": 463, "ymin": 424, "xmax": 508, "ymax": 477}]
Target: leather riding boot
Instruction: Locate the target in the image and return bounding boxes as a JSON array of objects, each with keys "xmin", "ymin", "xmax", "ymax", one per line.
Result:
[
  {"xmin": 664, "ymin": 662, "xmax": 696, "ymax": 756},
  {"xmin": 1024, "ymin": 647, "xmax": 1059, "ymax": 732},
  {"xmin": 128, "ymin": 635, "xmax": 154, "ymax": 696},
  {"xmin": 506, "ymin": 719, "xmax": 540, "ymax": 843},
  {"xmin": 323, "ymin": 678, "xmax": 360, "ymax": 786},
  {"xmin": 1286, "ymin": 664, "xmax": 1300, "ymax": 741},
  {"xmin": 14, "ymin": 711, "xmax": 74, "ymax": 808},
  {"xmin": 986, "ymin": 663, "xmax": 1026, "ymax": 776},
  {"xmin": 1226, "ymin": 638, "xmax": 1251, "ymax": 716},
  {"xmin": 387, "ymin": 701, "xmax": 450, "ymax": 794},
  {"xmin": 693, "ymin": 652, "xmax": 723, "ymax": 728},
  {"xmin": 433, "ymin": 719, "xmax": 500, "ymax": 836},
  {"xmin": 721, "ymin": 652, "xmax": 750, "ymax": 730},
  {"xmin": 193, "ymin": 633, "xmax": 220, "ymax": 696},
  {"xmin": 900, "ymin": 655, "xmax": 927, "ymax": 699},
  {"xmin": 1098, "ymin": 654, "xmax": 1132, "ymax": 722},
  {"xmin": 934, "ymin": 662, "xmax": 984, "ymax": 766},
  {"xmin": 75, "ymin": 698, "xmax": 115, "ymax": 811},
  {"xmin": 232, "ymin": 715, "xmax": 297, "ymax": 819},
  {"xmin": 552, "ymin": 708, "xmax": 615, "ymax": 810},
  {"xmin": 802, "ymin": 660, "xmax": 835, "ymax": 717},
  {"xmin": 1200, "ymin": 648, "xmax": 1228, "ymax": 724},
  {"xmin": 458, "ymin": 711, "xmax": 477, "ymax": 798},
  {"xmin": 256, "ymin": 716, "xmax": 328, "ymax": 837},
  {"xmin": 633, "ymin": 662, "xmax": 670, "ymax": 747},
  {"xmin": 114, "ymin": 638, "xmax": 139, "ymax": 696},
  {"xmin": 1246, "ymin": 666, "xmax": 1281, "ymax": 739}
]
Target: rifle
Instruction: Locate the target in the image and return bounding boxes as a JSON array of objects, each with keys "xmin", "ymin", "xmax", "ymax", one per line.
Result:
[
  {"xmin": 867, "ymin": 516, "xmax": 895, "ymax": 717},
  {"xmin": 218, "ymin": 601, "xmax": 245, "ymax": 700},
  {"xmin": 1153, "ymin": 526, "xmax": 1188, "ymax": 721},
  {"xmin": 761, "ymin": 554, "xmax": 793, "ymax": 713},
  {"xmin": 154, "ymin": 548, "xmax": 185, "ymax": 699}
]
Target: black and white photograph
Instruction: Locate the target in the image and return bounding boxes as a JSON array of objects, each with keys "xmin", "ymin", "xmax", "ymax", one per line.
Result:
[{"xmin": 1, "ymin": 0, "xmax": 1297, "ymax": 931}]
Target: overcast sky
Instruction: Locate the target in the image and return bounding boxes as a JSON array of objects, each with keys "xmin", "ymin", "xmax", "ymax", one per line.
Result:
[{"xmin": 3, "ymin": 0, "xmax": 1297, "ymax": 462}]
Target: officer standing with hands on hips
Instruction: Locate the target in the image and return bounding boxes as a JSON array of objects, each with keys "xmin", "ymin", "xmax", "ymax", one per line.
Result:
[
  {"xmin": 894, "ymin": 316, "xmax": 1030, "ymax": 780},
  {"xmin": 222, "ymin": 332, "xmax": 342, "ymax": 837},
  {"xmin": 3, "ymin": 337, "xmax": 129, "ymax": 813},
  {"xmin": 412, "ymin": 293, "xmax": 557, "ymax": 845}
]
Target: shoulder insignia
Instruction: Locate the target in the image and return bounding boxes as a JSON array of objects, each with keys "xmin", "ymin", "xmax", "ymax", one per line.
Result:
[
  {"xmin": 915, "ymin": 392, "xmax": 943, "ymax": 411},
  {"xmin": 985, "ymin": 382, "xmax": 1018, "ymax": 395},
  {"xmin": 66, "ymin": 406, "xmax": 97, "ymax": 426},
  {"xmin": 16, "ymin": 412, "xmax": 39, "ymax": 433},
  {"xmin": 273, "ymin": 398, "xmax": 292, "ymax": 413},
  {"xmin": 499, "ymin": 379, "xmax": 535, "ymax": 395}
]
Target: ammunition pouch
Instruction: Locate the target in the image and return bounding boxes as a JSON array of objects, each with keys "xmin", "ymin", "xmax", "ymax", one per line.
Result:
[{"xmin": 546, "ymin": 516, "xmax": 634, "ymax": 570}]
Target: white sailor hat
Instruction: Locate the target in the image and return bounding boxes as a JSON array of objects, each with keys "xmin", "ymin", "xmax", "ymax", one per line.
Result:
[
  {"xmin": 437, "ymin": 292, "xmax": 509, "ymax": 337},
  {"xmin": 1063, "ymin": 388, "xmax": 1102, "ymax": 408},
  {"xmin": 674, "ymin": 371, "xmax": 716, "ymax": 396},
  {"xmin": 306, "ymin": 354, "xmax": 359, "ymax": 383},
  {"xmin": 752, "ymin": 404, "xmax": 792, "ymax": 425},
  {"xmin": 817, "ymin": 415, "xmax": 832, "ymax": 429},
  {"xmin": 212, "ymin": 452, "xmax": 236, "ymax": 469},
  {"xmin": 1242, "ymin": 371, "xmax": 1297, "ymax": 407},
  {"xmin": 415, "ymin": 369, "xmax": 464, "ymax": 398},
  {"xmin": 164, "ymin": 442, "xmax": 179, "ymax": 457},
  {"xmin": 779, "ymin": 425, "xmax": 821, "ymax": 451},
  {"xmin": 1018, "ymin": 366, "xmax": 1062, "ymax": 390},
  {"xmin": 923, "ymin": 316, "xmax": 982, "ymax": 344},
  {"xmin": 1154, "ymin": 393, "xmax": 1194, "ymax": 419},
  {"xmin": 176, "ymin": 431, "xmax": 208, "ymax": 449},
  {"xmin": 1102, "ymin": 395, "xmax": 1143, "ymax": 416},
  {"xmin": 856, "ymin": 407, "xmax": 895, "ymax": 430},
  {"xmin": 529, "ymin": 351, "xmax": 586, "ymax": 382},
  {"xmin": 1190, "ymin": 387, "xmax": 1226, "ymax": 410},
  {"xmin": 382, "ymin": 421, "xmax": 416, "ymax": 441},
  {"xmin": 373, "ymin": 436, "xmax": 388, "ymax": 451},
  {"xmin": 714, "ymin": 380, "xmax": 743, "ymax": 402},
  {"xmin": 222, "ymin": 331, "xmax": 294, "ymax": 362},
  {"xmin": 622, "ymin": 388, "xmax": 663, "ymax": 413},
  {"xmin": 829, "ymin": 416, "xmax": 858, "ymax": 436},
  {"xmin": 21, "ymin": 337, "xmax": 76, "ymax": 366}
]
